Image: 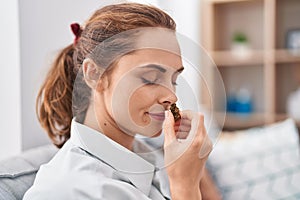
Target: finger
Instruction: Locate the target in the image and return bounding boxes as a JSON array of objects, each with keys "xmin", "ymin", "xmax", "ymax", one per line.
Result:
[
  {"xmin": 174, "ymin": 126, "xmax": 179, "ymax": 132},
  {"xmin": 176, "ymin": 131, "xmax": 189, "ymax": 139},
  {"xmin": 163, "ymin": 110, "xmax": 176, "ymax": 145},
  {"xmin": 177, "ymin": 124, "xmax": 191, "ymax": 132},
  {"xmin": 198, "ymin": 134, "xmax": 213, "ymax": 159},
  {"xmin": 174, "ymin": 122, "xmax": 190, "ymax": 130},
  {"xmin": 185, "ymin": 112, "xmax": 200, "ymax": 142},
  {"xmin": 180, "ymin": 110, "xmax": 194, "ymax": 121},
  {"xmin": 174, "ymin": 118, "xmax": 191, "ymax": 129},
  {"xmin": 195, "ymin": 114, "xmax": 205, "ymax": 139},
  {"xmin": 174, "ymin": 119, "xmax": 181, "ymax": 126},
  {"xmin": 174, "ymin": 126, "xmax": 191, "ymax": 134},
  {"xmin": 177, "ymin": 119, "xmax": 191, "ymax": 126}
]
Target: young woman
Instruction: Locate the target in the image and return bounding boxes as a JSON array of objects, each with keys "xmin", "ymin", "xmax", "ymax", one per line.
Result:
[{"xmin": 24, "ymin": 3, "xmax": 221, "ymax": 200}]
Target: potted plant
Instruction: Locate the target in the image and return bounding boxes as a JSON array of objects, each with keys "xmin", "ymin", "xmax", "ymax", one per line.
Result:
[{"xmin": 231, "ymin": 32, "xmax": 251, "ymax": 58}]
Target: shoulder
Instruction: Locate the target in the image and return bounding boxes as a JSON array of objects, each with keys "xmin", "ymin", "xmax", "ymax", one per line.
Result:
[
  {"xmin": 24, "ymin": 173, "xmax": 150, "ymax": 200},
  {"xmin": 33, "ymin": 141, "xmax": 114, "ymax": 182},
  {"xmin": 23, "ymin": 141, "xmax": 150, "ymax": 200}
]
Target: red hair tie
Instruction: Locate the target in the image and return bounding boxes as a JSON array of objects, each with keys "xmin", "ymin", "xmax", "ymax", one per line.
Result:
[{"xmin": 70, "ymin": 23, "xmax": 82, "ymax": 45}]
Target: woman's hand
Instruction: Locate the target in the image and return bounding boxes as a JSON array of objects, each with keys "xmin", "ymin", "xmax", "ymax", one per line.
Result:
[{"xmin": 163, "ymin": 110, "xmax": 212, "ymax": 200}]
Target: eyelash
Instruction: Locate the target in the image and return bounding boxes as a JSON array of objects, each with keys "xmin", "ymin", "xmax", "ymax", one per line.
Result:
[
  {"xmin": 141, "ymin": 78, "xmax": 178, "ymax": 86},
  {"xmin": 141, "ymin": 78, "xmax": 157, "ymax": 85}
]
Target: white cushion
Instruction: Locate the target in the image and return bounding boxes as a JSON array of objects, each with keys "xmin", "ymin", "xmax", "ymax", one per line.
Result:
[{"xmin": 207, "ymin": 118, "xmax": 300, "ymax": 200}]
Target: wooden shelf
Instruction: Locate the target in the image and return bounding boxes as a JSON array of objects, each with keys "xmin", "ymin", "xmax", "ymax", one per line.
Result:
[
  {"xmin": 215, "ymin": 112, "xmax": 299, "ymax": 131},
  {"xmin": 275, "ymin": 49, "xmax": 300, "ymax": 64},
  {"xmin": 216, "ymin": 113, "xmax": 272, "ymax": 130},
  {"xmin": 201, "ymin": 0, "xmax": 300, "ymax": 132},
  {"xmin": 210, "ymin": 50, "xmax": 264, "ymax": 67},
  {"xmin": 210, "ymin": 49, "xmax": 300, "ymax": 66}
]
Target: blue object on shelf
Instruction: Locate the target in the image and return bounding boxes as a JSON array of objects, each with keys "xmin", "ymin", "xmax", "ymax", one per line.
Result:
[
  {"xmin": 235, "ymin": 100, "xmax": 252, "ymax": 113},
  {"xmin": 226, "ymin": 95, "xmax": 237, "ymax": 112},
  {"xmin": 226, "ymin": 88, "xmax": 253, "ymax": 114}
]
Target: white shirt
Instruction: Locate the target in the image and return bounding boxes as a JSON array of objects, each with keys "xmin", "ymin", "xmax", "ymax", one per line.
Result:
[{"xmin": 23, "ymin": 119, "xmax": 171, "ymax": 200}]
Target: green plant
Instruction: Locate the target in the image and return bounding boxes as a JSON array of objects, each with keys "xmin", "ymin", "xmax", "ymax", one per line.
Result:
[{"xmin": 233, "ymin": 32, "xmax": 248, "ymax": 43}]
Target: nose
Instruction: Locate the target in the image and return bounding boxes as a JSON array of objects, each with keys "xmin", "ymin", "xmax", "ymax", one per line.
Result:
[{"xmin": 158, "ymin": 85, "xmax": 178, "ymax": 109}]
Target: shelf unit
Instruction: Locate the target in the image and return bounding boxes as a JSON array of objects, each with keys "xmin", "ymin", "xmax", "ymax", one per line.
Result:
[{"xmin": 201, "ymin": 0, "xmax": 300, "ymax": 131}]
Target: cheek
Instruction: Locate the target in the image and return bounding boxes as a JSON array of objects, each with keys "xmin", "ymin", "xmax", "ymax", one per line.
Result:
[
  {"xmin": 130, "ymin": 87, "xmax": 155, "ymax": 107},
  {"xmin": 129, "ymin": 87, "xmax": 155, "ymax": 120}
]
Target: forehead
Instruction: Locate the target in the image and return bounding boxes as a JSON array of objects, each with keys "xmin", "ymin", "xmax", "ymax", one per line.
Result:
[
  {"xmin": 106, "ymin": 28, "xmax": 182, "ymax": 76},
  {"xmin": 136, "ymin": 28, "xmax": 181, "ymax": 55},
  {"xmin": 116, "ymin": 48, "xmax": 182, "ymax": 74}
]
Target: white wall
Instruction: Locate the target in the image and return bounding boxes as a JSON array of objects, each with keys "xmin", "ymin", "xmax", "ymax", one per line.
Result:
[
  {"xmin": 159, "ymin": 1, "xmax": 201, "ymax": 43},
  {"xmin": 0, "ymin": 0, "xmax": 22, "ymax": 160}
]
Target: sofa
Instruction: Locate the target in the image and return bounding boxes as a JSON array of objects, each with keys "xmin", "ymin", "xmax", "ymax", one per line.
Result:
[
  {"xmin": 0, "ymin": 118, "xmax": 299, "ymax": 200},
  {"xmin": 207, "ymin": 118, "xmax": 300, "ymax": 200},
  {"xmin": 0, "ymin": 145, "xmax": 58, "ymax": 200}
]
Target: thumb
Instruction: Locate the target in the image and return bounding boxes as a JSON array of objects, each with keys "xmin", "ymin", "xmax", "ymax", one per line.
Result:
[{"xmin": 163, "ymin": 110, "xmax": 176, "ymax": 145}]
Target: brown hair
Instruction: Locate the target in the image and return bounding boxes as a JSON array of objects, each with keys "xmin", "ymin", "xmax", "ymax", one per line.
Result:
[{"xmin": 36, "ymin": 3, "xmax": 176, "ymax": 148}]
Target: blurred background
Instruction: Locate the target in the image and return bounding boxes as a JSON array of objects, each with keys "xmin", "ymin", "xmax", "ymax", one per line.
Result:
[
  {"xmin": 1, "ymin": 0, "xmax": 300, "ymax": 161},
  {"xmin": 201, "ymin": 0, "xmax": 300, "ymax": 133}
]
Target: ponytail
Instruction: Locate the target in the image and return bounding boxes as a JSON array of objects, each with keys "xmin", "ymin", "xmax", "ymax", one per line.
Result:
[{"xmin": 36, "ymin": 44, "xmax": 75, "ymax": 148}]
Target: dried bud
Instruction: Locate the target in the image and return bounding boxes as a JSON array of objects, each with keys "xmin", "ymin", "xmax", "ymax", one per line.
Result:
[{"xmin": 170, "ymin": 103, "xmax": 181, "ymax": 121}]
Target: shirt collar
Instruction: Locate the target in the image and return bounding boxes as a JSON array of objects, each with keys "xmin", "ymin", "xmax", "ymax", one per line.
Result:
[{"xmin": 70, "ymin": 119, "xmax": 155, "ymax": 196}]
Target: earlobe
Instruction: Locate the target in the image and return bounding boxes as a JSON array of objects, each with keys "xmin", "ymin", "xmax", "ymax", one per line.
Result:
[{"xmin": 82, "ymin": 58, "xmax": 104, "ymax": 89}]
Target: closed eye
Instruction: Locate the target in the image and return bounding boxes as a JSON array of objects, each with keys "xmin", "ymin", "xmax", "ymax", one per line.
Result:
[{"xmin": 141, "ymin": 77, "xmax": 158, "ymax": 85}]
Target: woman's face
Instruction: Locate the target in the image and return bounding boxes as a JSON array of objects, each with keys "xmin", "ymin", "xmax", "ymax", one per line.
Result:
[{"xmin": 95, "ymin": 48, "xmax": 183, "ymax": 138}]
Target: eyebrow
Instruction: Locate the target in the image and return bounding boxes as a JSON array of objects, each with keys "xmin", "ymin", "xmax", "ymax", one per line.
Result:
[{"xmin": 140, "ymin": 64, "xmax": 184, "ymax": 73}]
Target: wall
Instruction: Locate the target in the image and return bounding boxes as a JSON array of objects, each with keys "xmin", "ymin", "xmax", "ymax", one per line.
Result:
[{"xmin": 0, "ymin": 0, "xmax": 22, "ymax": 160}]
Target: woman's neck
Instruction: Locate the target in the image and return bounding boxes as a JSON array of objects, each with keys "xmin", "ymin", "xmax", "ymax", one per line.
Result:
[{"xmin": 83, "ymin": 103, "xmax": 135, "ymax": 151}]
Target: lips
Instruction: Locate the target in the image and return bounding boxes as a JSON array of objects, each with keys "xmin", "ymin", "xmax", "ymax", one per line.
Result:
[{"xmin": 148, "ymin": 112, "xmax": 165, "ymax": 121}]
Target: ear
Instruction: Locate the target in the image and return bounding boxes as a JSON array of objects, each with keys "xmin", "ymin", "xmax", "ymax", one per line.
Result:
[{"xmin": 82, "ymin": 58, "xmax": 107, "ymax": 90}]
